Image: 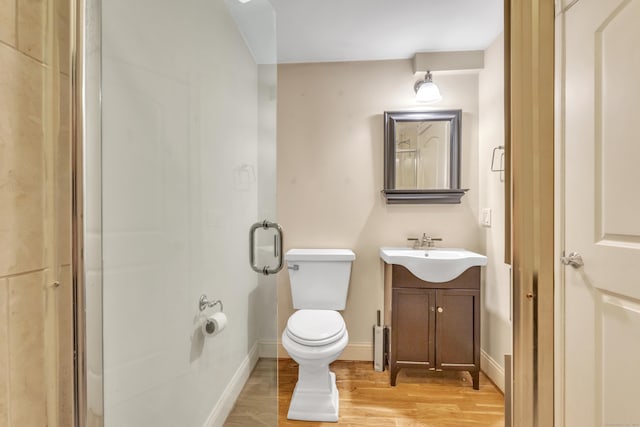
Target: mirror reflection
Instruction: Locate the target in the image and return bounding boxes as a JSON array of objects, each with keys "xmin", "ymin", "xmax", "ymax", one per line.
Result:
[
  {"xmin": 395, "ymin": 120, "xmax": 451, "ymax": 189},
  {"xmin": 383, "ymin": 110, "xmax": 466, "ymax": 204}
]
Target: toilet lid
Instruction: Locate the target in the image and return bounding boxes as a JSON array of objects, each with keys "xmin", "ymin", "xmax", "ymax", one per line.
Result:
[{"xmin": 286, "ymin": 310, "xmax": 346, "ymax": 347}]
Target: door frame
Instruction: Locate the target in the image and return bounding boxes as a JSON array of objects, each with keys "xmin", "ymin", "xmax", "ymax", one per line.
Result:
[
  {"xmin": 554, "ymin": 2, "xmax": 567, "ymax": 425},
  {"xmin": 70, "ymin": 0, "xmax": 558, "ymax": 425},
  {"xmin": 506, "ymin": 0, "xmax": 556, "ymax": 425}
]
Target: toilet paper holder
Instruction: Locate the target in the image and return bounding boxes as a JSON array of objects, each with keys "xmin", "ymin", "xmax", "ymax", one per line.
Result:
[{"xmin": 199, "ymin": 295, "xmax": 223, "ymax": 313}]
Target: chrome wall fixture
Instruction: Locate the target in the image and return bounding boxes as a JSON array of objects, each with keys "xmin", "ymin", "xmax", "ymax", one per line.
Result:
[
  {"xmin": 199, "ymin": 295, "xmax": 224, "ymax": 312},
  {"xmin": 414, "ymin": 71, "xmax": 442, "ymax": 103},
  {"xmin": 198, "ymin": 295, "xmax": 225, "ymax": 336},
  {"xmin": 491, "ymin": 145, "xmax": 505, "ymax": 182},
  {"xmin": 249, "ymin": 220, "xmax": 284, "ymax": 275}
]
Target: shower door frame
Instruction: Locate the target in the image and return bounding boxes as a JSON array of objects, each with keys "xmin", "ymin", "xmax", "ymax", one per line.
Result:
[
  {"xmin": 73, "ymin": 0, "xmax": 104, "ymax": 424},
  {"xmin": 70, "ymin": 0, "xmax": 556, "ymax": 425}
]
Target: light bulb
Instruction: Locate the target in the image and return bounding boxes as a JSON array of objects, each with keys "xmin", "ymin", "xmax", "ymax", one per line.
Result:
[{"xmin": 414, "ymin": 71, "xmax": 442, "ymax": 103}]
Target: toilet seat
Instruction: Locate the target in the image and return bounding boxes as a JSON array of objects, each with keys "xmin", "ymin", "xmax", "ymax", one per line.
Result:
[{"xmin": 286, "ymin": 310, "xmax": 346, "ymax": 347}]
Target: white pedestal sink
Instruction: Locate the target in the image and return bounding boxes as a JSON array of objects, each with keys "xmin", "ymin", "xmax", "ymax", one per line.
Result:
[{"xmin": 379, "ymin": 247, "xmax": 487, "ymax": 283}]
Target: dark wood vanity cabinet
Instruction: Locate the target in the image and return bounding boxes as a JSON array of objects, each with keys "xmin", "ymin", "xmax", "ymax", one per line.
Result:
[{"xmin": 386, "ymin": 265, "xmax": 480, "ymax": 389}]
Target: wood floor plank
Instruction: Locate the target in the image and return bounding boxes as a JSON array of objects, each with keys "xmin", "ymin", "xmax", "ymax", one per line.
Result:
[{"xmin": 225, "ymin": 359, "xmax": 504, "ymax": 426}]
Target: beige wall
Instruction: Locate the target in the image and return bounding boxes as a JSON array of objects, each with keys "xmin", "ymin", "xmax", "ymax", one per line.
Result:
[
  {"xmin": 478, "ymin": 33, "xmax": 511, "ymax": 391},
  {"xmin": 0, "ymin": 0, "xmax": 73, "ymax": 425},
  {"xmin": 277, "ymin": 59, "xmax": 482, "ymax": 359}
]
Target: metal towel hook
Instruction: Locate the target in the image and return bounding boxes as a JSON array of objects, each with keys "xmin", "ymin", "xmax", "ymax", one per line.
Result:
[{"xmin": 199, "ymin": 295, "xmax": 223, "ymax": 313}]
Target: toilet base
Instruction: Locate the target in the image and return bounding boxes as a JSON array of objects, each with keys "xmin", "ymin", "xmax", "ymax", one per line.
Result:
[{"xmin": 287, "ymin": 372, "xmax": 339, "ymax": 422}]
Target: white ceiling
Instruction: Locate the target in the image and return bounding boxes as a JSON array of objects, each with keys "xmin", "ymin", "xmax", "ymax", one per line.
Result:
[{"xmin": 269, "ymin": 0, "xmax": 504, "ymax": 64}]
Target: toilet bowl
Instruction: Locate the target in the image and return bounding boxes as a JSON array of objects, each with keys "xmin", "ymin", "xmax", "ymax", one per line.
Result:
[
  {"xmin": 282, "ymin": 309, "xmax": 349, "ymax": 422},
  {"xmin": 282, "ymin": 249, "xmax": 355, "ymax": 422}
]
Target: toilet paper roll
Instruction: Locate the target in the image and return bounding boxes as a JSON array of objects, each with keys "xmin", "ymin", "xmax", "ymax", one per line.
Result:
[{"xmin": 201, "ymin": 312, "xmax": 227, "ymax": 337}]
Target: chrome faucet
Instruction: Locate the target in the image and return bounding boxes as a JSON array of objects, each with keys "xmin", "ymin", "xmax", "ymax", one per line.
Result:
[{"xmin": 408, "ymin": 233, "xmax": 443, "ymax": 249}]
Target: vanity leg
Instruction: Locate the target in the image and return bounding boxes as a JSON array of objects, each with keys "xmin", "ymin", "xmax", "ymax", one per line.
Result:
[
  {"xmin": 390, "ymin": 365, "xmax": 399, "ymax": 386},
  {"xmin": 471, "ymin": 370, "xmax": 480, "ymax": 390}
]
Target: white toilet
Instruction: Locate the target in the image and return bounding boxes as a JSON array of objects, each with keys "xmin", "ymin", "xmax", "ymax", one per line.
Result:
[{"xmin": 282, "ymin": 248, "xmax": 356, "ymax": 422}]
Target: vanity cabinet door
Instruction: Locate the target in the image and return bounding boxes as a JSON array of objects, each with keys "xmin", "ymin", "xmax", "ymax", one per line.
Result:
[
  {"xmin": 391, "ymin": 288, "xmax": 436, "ymax": 385},
  {"xmin": 434, "ymin": 289, "xmax": 480, "ymax": 373}
]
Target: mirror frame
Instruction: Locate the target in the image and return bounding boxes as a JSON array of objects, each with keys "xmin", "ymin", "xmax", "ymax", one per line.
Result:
[{"xmin": 383, "ymin": 109, "xmax": 467, "ymax": 204}]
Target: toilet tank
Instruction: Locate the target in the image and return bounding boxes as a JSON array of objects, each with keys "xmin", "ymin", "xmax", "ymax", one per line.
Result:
[{"xmin": 285, "ymin": 249, "xmax": 356, "ymax": 310}]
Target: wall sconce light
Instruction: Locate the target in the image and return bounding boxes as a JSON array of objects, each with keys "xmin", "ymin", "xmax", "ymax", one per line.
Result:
[{"xmin": 414, "ymin": 71, "xmax": 442, "ymax": 103}]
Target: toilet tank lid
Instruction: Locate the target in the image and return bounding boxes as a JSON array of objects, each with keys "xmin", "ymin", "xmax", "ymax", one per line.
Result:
[{"xmin": 285, "ymin": 249, "xmax": 356, "ymax": 261}]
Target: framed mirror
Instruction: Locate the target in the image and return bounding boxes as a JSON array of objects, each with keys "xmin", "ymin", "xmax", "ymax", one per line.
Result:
[{"xmin": 383, "ymin": 110, "xmax": 467, "ymax": 204}]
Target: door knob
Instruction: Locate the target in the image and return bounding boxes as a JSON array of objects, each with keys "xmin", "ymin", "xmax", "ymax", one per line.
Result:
[
  {"xmin": 437, "ymin": 307, "xmax": 444, "ymax": 313},
  {"xmin": 560, "ymin": 252, "xmax": 584, "ymax": 268}
]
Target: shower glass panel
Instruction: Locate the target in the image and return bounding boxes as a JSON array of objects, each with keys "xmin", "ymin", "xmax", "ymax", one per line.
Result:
[{"xmin": 96, "ymin": 0, "xmax": 277, "ymax": 425}]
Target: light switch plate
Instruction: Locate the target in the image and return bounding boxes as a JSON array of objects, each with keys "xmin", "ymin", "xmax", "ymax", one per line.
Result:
[{"xmin": 481, "ymin": 208, "xmax": 492, "ymax": 227}]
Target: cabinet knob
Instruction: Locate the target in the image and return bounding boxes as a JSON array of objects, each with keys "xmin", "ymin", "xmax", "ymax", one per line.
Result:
[{"xmin": 437, "ymin": 306, "xmax": 444, "ymax": 313}]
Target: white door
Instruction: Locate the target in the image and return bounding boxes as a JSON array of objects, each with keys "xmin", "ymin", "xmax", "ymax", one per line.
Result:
[{"xmin": 561, "ymin": 0, "xmax": 640, "ymax": 426}]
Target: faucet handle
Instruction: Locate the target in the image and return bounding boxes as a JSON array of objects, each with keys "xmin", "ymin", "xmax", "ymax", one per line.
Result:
[
  {"xmin": 422, "ymin": 235, "xmax": 443, "ymax": 248},
  {"xmin": 421, "ymin": 233, "xmax": 442, "ymax": 240}
]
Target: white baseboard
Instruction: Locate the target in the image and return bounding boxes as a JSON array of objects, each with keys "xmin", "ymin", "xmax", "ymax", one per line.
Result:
[
  {"xmin": 204, "ymin": 342, "xmax": 259, "ymax": 427},
  {"xmin": 481, "ymin": 349, "xmax": 505, "ymax": 393},
  {"xmin": 277, "ymin": 341, "xmax": 373, "ymax": 362}
]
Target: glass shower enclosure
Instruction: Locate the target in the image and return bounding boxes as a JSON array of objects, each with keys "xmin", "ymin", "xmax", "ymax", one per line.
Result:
[{"xmin": 79, "ymin": 0, "xmax": 278, "ymax": 425}]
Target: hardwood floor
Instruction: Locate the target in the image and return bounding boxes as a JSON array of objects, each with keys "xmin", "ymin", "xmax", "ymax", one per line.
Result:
[
  {"xmin": 225, "ymin": 359, "xmax": 504, "ymax": 427},
  {"xmin": 224, "ymin": 359, "xmax": 278, "ymax": 427}
]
